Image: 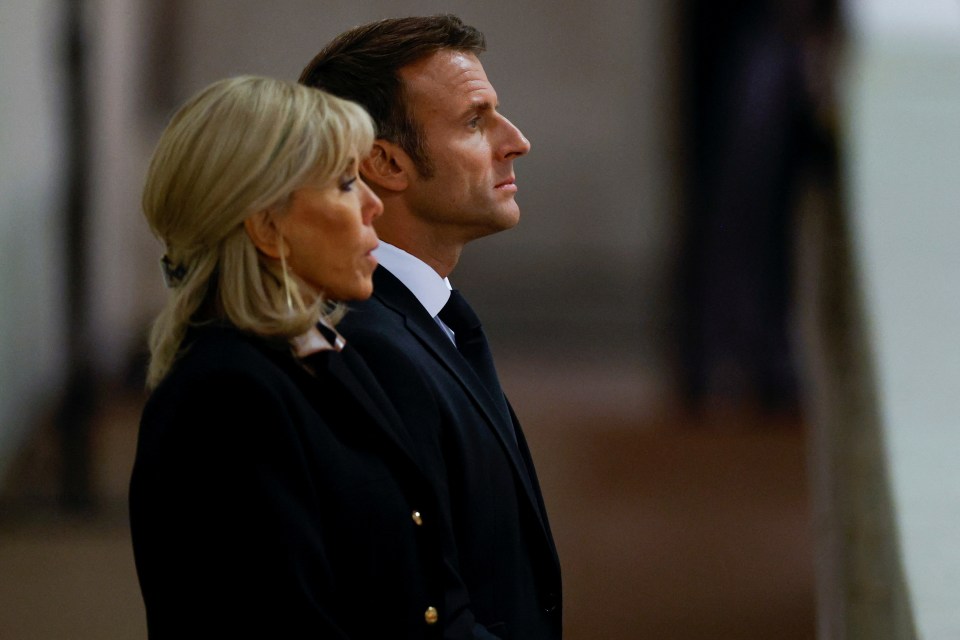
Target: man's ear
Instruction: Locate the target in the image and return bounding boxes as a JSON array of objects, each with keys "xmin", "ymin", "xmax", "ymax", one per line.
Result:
[
  {"xmin": 244, "ymin": 210, "xmax": 284, "ymax": 259},
  {"xmin": 360, "ymin": 139, "xmax": 411, "ymax": 192}
]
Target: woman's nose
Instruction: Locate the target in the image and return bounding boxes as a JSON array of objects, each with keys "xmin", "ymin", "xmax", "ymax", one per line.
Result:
[{"xmin": 360, "ymin": 179, "xmax": 383, "ymax": 222}]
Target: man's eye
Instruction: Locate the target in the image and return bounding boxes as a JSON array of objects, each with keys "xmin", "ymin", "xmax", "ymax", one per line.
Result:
[{"xmin": 468, "ymin": 117, "xmax": 481, "ymax": 129}]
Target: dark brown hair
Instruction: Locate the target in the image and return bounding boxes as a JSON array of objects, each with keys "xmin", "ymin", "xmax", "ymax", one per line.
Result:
[{"xmin": 299, "ymin": 15, "xmax": 485, "ymax": 177}]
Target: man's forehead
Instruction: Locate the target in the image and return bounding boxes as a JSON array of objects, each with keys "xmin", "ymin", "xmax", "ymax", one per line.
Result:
[{"xmin": 400, "ymin": 50, "xmax": 494, "ymax": 102}]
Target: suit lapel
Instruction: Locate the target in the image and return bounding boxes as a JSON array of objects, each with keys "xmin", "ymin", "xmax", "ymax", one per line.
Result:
[{"xmin": 371, "ymin": 267, "xmax": 548, "ymax": 528}]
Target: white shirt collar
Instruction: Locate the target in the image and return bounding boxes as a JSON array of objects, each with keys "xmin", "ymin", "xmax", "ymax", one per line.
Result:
[{"xmin": 373, "ymin": 242, "xmax": 452, "ymax": 318}]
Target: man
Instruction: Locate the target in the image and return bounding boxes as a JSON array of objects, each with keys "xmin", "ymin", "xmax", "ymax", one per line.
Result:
[{"xmin": 300, "ymin": 15, "xmax": 562, "ymax": 640}]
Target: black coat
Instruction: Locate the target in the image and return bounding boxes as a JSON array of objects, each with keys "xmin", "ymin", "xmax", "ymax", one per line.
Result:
[
  {"xmin": 129, "ymin": 325, "xmax": 461, "ymax": 639},
  {"xmin": 338, "ymin": 267, "xmax": 563, "ymax": 640}
]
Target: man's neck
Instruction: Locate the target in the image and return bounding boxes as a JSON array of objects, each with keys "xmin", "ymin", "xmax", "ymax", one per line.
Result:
[{"xmin": 376, "ymin": 225, "xmax": 462, "ymax": 278}]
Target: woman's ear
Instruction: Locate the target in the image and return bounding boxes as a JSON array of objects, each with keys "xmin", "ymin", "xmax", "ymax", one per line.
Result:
[
  {"xmin": 244, "ymin": 210, "xmax": 284, "ymax": 259},
  {"xmin": 360, "ymin": 139, "xmax": 411, "ymax": 192}
]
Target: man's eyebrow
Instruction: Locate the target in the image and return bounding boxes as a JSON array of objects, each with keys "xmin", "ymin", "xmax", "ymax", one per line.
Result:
[{"xmin": 459, "ymin": 100, "xmax": 497, "ymax": 119}]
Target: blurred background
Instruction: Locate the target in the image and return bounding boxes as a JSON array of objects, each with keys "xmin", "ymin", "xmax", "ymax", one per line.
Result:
[{"xmin": 1, "ymin": 0, "xmax": 956, "ymax": 638}]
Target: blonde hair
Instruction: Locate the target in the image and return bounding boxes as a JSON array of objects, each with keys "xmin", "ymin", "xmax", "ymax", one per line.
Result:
[{"xmin": 143, "ymin": 75, "xmax": 374, "ymax": 388}]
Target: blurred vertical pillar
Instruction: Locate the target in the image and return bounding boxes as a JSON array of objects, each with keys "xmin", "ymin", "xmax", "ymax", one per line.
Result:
[
  {"xmin": 58, "ymin": 0, "xmax": 95, "ymax": 510},
  {"xmin": 796, "ymin": 165, "xmax": 917, "ymax": 639},
  {"xmin": 793, "ymin": 3, "xmax": 918, "ymax": 636},
  {"xmin": 679, "ymin": 0, "xmax": 835, "ymax": 414}
]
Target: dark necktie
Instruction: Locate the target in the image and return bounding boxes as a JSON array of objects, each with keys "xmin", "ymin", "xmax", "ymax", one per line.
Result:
[{"xmin": 438, "ymin": 290, "xmax": 513, "ymax": 426}]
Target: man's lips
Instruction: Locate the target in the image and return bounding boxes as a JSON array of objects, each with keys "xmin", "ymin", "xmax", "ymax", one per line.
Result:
[{"xmin": 495, "ymin": 177, "xmax": 517, "ymax": 190}]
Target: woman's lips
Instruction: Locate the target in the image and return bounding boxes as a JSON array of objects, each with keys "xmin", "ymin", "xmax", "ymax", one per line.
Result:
[{"xmin": 364, "ymin": 243, "xmax": 379, "ymax": 267}]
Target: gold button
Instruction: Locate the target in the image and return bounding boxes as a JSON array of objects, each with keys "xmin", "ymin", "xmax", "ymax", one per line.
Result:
[
  {"xmin": 411, "ymin": 510, "xmax": 423, "ymax": 526},
  {"xmin": 424, "ymin": 606, "xmax": 438, "ymax": 625}
]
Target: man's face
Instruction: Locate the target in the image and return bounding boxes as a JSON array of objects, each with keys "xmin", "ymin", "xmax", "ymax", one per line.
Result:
[{"xmin": 398, "ymin": 50, "xmax": 531, "ymax": 243}]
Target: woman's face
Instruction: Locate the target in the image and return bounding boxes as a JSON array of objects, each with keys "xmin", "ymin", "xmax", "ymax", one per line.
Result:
[{"xmin": 280, "ymin": 159, "xmax": 383, "ymax": 301}]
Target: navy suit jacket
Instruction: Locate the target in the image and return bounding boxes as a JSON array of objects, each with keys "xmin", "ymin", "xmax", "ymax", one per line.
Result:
[
  {"xmin": 129, "ymin": 325, "xmax": 476, "ymax": 639},
  {"xmin": 338, "ymin": 267, "xmax": 563, "ymax": 640}
]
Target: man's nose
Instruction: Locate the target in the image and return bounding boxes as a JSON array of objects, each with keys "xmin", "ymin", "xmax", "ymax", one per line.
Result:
[{"xmin": 500, "ymin": 116, "xmax": 531, "ymax": 160}]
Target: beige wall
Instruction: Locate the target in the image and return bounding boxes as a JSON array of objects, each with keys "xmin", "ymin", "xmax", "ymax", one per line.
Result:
[{"xmin": 131, "ymin": 0, "xmax": 684, "ymax": 367}]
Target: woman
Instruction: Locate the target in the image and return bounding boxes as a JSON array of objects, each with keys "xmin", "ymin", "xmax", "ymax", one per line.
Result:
[{"xmin": 129, "ymin": 76, "xmax": 450, "ymax": 638}]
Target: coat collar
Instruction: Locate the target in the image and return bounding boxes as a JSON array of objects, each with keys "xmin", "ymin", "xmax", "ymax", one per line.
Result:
[{"xmin": 234, "ymin": 326, "xmax": 427, "ymax": 481}]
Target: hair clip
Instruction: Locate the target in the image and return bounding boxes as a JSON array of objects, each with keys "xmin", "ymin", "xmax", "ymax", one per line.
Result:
[{"xmin": 160, "ymin": 255, "xmax": 187, "ymax": 288}]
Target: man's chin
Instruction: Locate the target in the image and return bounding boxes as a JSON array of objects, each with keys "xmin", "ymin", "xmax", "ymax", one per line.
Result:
[
  {"xmin": 486, "ymin": 211, "xmax": 520, "ymax": 234},
  {"xmin": 494, "ymin": 202, "xmax": 521, "ymax": 229}
]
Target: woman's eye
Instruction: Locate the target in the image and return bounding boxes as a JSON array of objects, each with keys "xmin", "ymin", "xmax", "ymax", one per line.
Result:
[{"xmin": 339, "ymin": 177, "xmax": 358, "ymax": 192}]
